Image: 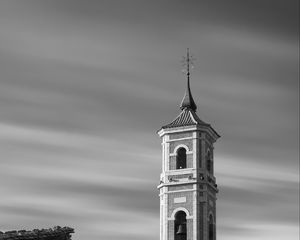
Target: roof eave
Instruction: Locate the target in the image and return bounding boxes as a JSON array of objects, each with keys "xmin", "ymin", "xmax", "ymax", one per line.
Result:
[{"xmin": 158, "ymin": 123, "xmax": 220, "ymax": 141}]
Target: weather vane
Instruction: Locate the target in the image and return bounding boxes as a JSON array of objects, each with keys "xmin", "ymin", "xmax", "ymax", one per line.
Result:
[{"xmin": 181, "ymin": 48, "xmax": 196, "ymax": 78}]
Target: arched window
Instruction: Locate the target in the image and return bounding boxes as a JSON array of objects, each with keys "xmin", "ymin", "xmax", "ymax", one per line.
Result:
[
  {"xmin": 176, "ymin": 148, "xmax": 186, "ymax": 169},
  {"xmin": 206, "ymin": 150, "xmax": 212, "ymax": 173},
  {"xmin": 175, "ymin": 211, "xmax": 187, "ymax": 240},
  {"xmin": 208, "ymin": 215, "xmax": 214, "ymax": 240}
]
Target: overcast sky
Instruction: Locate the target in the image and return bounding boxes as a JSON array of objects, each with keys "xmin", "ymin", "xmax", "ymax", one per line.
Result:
[{"xmin": 0, "ymin": 1, "xmax": 298, "ymax": 240}]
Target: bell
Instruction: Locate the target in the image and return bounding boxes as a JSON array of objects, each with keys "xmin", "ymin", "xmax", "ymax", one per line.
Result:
[{"xmin": 176, "ymin": 224, "xmax": 186, "ymax": 235}]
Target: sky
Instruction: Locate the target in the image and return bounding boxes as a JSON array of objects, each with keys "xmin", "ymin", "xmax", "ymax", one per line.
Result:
[{"xmin": 0, "ymin": 1, "xmax": 298, "ymax": 240}]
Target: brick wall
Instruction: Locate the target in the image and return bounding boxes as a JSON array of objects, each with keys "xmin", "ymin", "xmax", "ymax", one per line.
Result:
[
  {"xmin": 199, "ymin": 203, "xmax": 204, "ymax": 240},
  {"xmin": 169, "ymin": 155, "xmax": 176, "ymax": 170},
  {"xmin": 168, "ymin": 185, "xmax": 193, "ymax": 191},
  {"xmin": 186, "ymin": 219, "xmax": 193, "ymax": 240},
  {"xmin": 168, "ymin": 192, "xmax": 193, "ymax": 217},
  {"xmin": 169, "ymin": 140, "xmax": 193, "ymax": 153},
  {"xmin": 168, "ymin": 220, "xmax": 174, "ymax": 240},
  {"xmin": 186, "ymin": 154, "xmax": 193, "ymax": 168},
  {"xmin": 169, "ymin": 132, "xmax": 193, "ymax": 140}
]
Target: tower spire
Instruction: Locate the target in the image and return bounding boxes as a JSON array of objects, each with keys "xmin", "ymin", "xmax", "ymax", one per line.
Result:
[{"xmin": 180, "ymin": 48, "xmax": 197, "ymax": 111}]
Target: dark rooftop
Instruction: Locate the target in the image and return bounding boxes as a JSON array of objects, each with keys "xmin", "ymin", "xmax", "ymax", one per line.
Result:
[{"xmin": 0, "ymin": 226, "xmax": 74, "ymax": 240}]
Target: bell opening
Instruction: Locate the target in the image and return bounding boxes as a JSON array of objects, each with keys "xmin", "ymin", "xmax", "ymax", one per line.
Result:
[{"xmin": 174, "ymin": 211, "xmax": 187, "ymax": 240}]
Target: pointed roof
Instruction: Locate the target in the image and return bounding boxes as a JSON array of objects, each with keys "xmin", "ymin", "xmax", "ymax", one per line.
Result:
[
  {"xmin": 160, "ymin": 49, "xmax": 220, "ymax": 139},
  {"xmin": 162, "ymin": 48, "xmax": 202, "ymax": 128},
  {"xmin": 180, "ymin": 76, "xmax": 197, "ymax": 111}
]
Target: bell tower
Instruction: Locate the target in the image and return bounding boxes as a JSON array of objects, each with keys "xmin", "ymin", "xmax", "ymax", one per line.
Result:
[{"xmin": 157, "ymin": 50, "xmax": 220, "ymax": 240}]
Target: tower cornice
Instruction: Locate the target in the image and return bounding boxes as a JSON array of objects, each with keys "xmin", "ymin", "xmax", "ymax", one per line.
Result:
[{"xmin": 158, "ymin": 124, "xmax": 220, "ymax": 142}]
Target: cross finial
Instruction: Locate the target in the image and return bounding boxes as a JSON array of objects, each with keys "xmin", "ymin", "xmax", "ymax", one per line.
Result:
[
  {"xmin": 187, "ymin": 47, "xmax": 190, "ymax": 77},
  {"xmin": 181, "ymin": 48, "xmax": 195, "ymax": 79},
  {"xmin": 180, "ymin": 48, "xmax": 197, "ymax": 112}
]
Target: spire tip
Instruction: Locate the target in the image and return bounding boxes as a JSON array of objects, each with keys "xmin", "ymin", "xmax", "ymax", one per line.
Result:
[{"xmin": 180, "ymin": 48, "xmax": 197, "ymax": 111}]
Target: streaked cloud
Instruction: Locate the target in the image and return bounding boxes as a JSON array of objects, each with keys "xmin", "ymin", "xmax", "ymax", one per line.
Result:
[{"xmin": 0, "ymin": 1, "xmax": 298, "ymax": 240}]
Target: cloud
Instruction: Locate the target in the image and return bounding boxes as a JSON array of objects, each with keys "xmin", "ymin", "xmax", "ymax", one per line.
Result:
[{"xmin": 0, "ymin": 1, "xmax": 298, "ymax": 240}]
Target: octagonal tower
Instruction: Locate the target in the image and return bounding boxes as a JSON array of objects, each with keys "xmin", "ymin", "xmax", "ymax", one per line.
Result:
[{"xmin": 157, "ymin": 51, "xmax": 220, "ymax": 240}]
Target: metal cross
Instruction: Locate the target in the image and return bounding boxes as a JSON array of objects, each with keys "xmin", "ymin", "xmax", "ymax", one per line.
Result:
[{"xmin": 181, "ymin": 48, "xmax": 196, "ymax": 77}]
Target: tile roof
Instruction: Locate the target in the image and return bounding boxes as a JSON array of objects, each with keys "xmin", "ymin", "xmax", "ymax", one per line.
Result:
[{"xmin": 162, "ymin": 108, "xmax": 208, "ymax": 129}]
